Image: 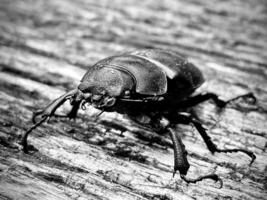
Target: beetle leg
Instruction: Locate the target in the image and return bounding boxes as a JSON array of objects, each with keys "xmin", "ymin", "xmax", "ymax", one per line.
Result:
[
  {"xmin": 66, "ymin": 100, "xmax": 81, "ymax": 119},
  {"xmin": 32, "ymin": 89, "xmax": 78, "ymax": 123},
  {"xmin": 166, "ymin": 126, "xmax": 189, "ymax": 176},
  {"xmin": 52, "ymin": 100, "xmax": 81, "ymax": 120},
  {"xmin": 21, "ymin": 116, "xmax": 48, "ymax": 153},
  {"xmin": 165, "ymin": 125, "xmax": 222, "ymax": 187},
  {"xmin": 22, "ymin": 89, "xmax": 78, "ymax": 153},
  {"xmin": 175, "ymin": 112, "xmax": 256, "ymax": 164},
  {"xmin": 180, "ymin": 174, "xmax": 222, "ymax": 187},
  {"xmin": 120, "ymin": 96, "xmax": 164, "ymax": 103},
  {"xmin": 178, "ymin": 92, "xmax": 256, "ymax": 108}
]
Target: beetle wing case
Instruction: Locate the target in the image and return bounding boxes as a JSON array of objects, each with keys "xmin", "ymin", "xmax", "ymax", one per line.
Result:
[
  {"xmin": 81, "ymin": 55, "xmax": 168, "ymax": 96},
  {"xmin": 80, "ymin": 49, "xmax": 204, "ymax": 98},
  {"xmin": 130, "ymin": 49, "xmax": 205, "ymax": 91}
]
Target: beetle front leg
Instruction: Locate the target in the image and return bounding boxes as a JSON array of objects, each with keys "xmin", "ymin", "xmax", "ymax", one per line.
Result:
[
  {"xmin": 51, "ymin": 100, "xmax": 81, "ymax": 121},
  {"xmin": 158, "ymin": 119, "xmax": 222, "ymax": 187},
  {"xmin": 21, "ymin": 89, "xmax": 78, "ymax": 153},
  {"xmin": 21, "ymin": 116, "xmax": 47, "ymax": 153},
  {"xmin": 175, "ymin": 112, "xmax": 256, "ymax": 164},
  {"xmin": 64, "ymin": 100, "xmax": 81, "ymax": 119},
  {"xmin": 32, "ymin": 89, "xmax": 78, "ymax": 123}
]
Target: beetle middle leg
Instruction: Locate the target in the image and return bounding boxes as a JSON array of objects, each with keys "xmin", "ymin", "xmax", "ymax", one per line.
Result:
[
  {"xmin": 173, "ymin": 112, "xmax": 256, "ymax": 164},
  {"xmin": 158, "ymin": 118, "xmax": 223, "ymax": 187},
  {"xmin": 179, "ymin": 92, "xmax": 256, "ymax": 108}
]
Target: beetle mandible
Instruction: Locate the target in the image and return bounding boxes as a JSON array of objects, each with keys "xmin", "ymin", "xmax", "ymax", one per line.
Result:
[{"xmin": 21, "ymin": 49, "xmax": 256, "ymax": 187}]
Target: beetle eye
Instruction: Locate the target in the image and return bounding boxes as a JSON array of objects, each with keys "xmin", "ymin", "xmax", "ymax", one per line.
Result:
[
  {"xmin": 124, "ymin": 90, "xmax": 131, "ymax": 98},
  {"xmin": 104, "ymin": 97, "xmax": 116, "ymax": 107}
]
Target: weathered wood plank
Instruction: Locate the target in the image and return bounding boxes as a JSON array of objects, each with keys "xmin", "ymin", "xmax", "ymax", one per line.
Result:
[{"xmin": 0, "ymin": 0, "xmax": 266, "ymax": 199}]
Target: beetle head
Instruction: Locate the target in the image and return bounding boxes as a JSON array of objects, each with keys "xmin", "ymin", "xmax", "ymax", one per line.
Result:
[
  {"xmin": 71, "ymin": 88, "xmax": 116, "ymax": 109},
  {"xmin": 77, "ymin": 67, "xmax": 134, "ymax": 109}
]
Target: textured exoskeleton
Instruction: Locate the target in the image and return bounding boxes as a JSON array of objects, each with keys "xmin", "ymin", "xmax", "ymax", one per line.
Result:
[{"xmin": 22, "ymin": 49, "xmax": 256, "ymax": 187}]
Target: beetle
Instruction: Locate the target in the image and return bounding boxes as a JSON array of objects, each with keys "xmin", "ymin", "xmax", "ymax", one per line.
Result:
[{"xmin": 21, "ymin": 49, "xmax": 256, "ymax": 187}]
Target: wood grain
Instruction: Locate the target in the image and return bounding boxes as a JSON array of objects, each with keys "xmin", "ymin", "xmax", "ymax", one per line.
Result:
[{"xmin": 0, "ymin": 0, "xmax": 266, "ymax": 199}]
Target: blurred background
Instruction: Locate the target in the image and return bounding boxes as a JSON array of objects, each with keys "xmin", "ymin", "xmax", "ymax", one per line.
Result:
[{"xmin": 0, "ymin": 0, "xmax": 266, "ymax": 199}]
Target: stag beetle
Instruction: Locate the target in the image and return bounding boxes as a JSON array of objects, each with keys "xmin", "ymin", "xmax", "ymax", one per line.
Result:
[{"xmin": 21, "ymin": 49, "xmax": 256, "ymax": 187}]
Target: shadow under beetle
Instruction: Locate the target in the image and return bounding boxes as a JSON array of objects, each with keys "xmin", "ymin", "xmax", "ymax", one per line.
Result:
[{"xmin": 22, "ymin": 49, "xmax": 256, "ymax": 187}]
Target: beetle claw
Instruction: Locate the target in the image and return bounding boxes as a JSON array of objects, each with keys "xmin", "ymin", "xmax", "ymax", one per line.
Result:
[
  {"xmin": 172, "ymin": 169, "xmax": 177, "ymax": 178},
  {"xmin": 249, "ymin": 153, "xmax": 256, "ymax": 165},
  {"xmin": 32, "ymin": 110, "xmax": 44, "ymax": 123},
  {"xmin": 225, "ymin": 92, "xmax": 257, "ymax": 106},
  {"xmin": 245, "ymin": 93, "xmax": 257, "ymax": 104}
]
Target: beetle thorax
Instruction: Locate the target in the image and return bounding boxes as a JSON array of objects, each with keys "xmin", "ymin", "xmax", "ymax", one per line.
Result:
[{"xmin": 79, "ymin": 67, "xmax": 134, "ymax": 96}]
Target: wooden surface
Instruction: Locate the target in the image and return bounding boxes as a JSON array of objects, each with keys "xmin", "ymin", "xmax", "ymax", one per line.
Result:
[{"xmin": 0, "ymin": 0, "xmax": 267, "ymax": 199}]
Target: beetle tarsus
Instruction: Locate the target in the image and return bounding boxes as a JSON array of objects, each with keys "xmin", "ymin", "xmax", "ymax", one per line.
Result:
[
  {"xmin": 208, "ymin": 92, "xmax": 257, "ymax": 108},
  {"xmin": 178, "ymin": 92, "xmax": 257, "ymax": 109},
  {"xmin": 195, "ymin": 123, "xmax": 256, "ymax": 164},
  {"xmin": 174, "ymin": 112, "xmax": 256, "ymax": 165},
  {"xmin": 180, "ymin": 174, "xmax": 223, "ymax": 188},
  {"xmin": 225, "ymin": 92, "xmax": 257, "ymax": 105},
  {"xmin": 21, "ymin": 116, "xmax": 48, "ymax": 153},
  {"xmin": 215, "ymin": 148, "xmax": 256, "ymax": 165},
  {"xmin": 163, "ymin": 125, "xmax": 222, "ymax": 186}
]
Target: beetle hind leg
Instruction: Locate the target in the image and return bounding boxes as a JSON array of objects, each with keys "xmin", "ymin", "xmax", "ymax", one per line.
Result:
[
  {"xmin": 167, "ymin": 127, "xmax": 222, "ymax": 187},
  {"xmin": 191, "ymin": 116, "xmax": 256, "ymax": 164},
  {"xmin": 176, "ymin": 112, "xmax": 256, "ymax": 164}
]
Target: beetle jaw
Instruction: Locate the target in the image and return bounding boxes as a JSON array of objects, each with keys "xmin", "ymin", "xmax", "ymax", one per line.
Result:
[{"xmin": 74, "ymin": 89, "xmax": 117, "ymax": 109}]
